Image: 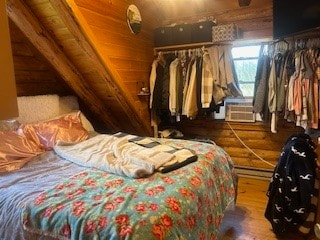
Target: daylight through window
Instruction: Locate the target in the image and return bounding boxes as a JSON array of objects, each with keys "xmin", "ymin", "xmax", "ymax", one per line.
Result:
[{"xmin": 232, "ymin": 45, "xmax": 262, "ymax": 98}]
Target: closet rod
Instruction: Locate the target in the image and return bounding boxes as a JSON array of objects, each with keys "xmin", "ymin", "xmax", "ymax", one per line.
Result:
[{"xmin": 153, "ymin": 41, "xmax": 231, "ymax": 54}]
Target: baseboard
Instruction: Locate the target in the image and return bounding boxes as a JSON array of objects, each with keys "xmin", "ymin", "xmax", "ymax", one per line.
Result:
[{"xmin": 234, "ymin": 165, "xmax": 273, "ymax": 180}]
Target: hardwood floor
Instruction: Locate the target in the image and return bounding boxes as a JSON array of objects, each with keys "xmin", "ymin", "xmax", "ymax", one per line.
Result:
[{"xmin": 218, "ymin": 177, "xmax": 317, "ymax": 240}]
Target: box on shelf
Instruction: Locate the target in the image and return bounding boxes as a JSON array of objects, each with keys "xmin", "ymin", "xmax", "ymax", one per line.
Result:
[
  {"xmin": 212, "ymin": 23, "xmax": 239, "ymax": 42},
  {"xmin": 191, "ymin": 21, "xmax": 216, "ymax": 43},
  {"xmin": 155, "ymin": 21, "xmax": 237, "ymax": 47},
  {"xmin": 171, "ymin": 24, "xmax": 192, "ymax": 45},
  {"xmin": 154, "ymin": 27, "xmax": 173, "ymax": 47}
]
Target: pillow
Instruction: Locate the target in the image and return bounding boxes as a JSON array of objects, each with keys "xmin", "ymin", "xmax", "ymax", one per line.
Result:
[
  {"xmin": 59, "ymin": 95, "xmax": 95, "ymax": 132},
  {"xmin": 18, "ymin": 111, "xmax": 89, "ymax": 151},
  {"xmin": 0, "ymin": 131, "xmax": 44, "ymax": 173},
  {"xmin": 16, "ymin": 95, "xmax": 60, "ymax": 124}
]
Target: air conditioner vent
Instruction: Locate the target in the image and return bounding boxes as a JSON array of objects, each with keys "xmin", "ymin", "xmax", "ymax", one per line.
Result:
[{"xmin": 225, "ymin": 104, "xmax": 255, "ymax": 122}]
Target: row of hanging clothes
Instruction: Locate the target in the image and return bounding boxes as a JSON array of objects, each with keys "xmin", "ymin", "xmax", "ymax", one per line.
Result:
[
  {"xmin": 253, "ymin": 37, "xmax": 320, "ymax": 133},
  {"xmin": 149, "ymin": 45, "xmax": 243, "ymax": 127}
]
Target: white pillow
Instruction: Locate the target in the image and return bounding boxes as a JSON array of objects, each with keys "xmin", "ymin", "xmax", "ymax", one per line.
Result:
[
  {"xmin": 16, "ymin": 95, "xmax": 60, "ymax": 124},
  {"xmin": 15, "ymin": 95, "xmax": 94, "ymax": 132}
]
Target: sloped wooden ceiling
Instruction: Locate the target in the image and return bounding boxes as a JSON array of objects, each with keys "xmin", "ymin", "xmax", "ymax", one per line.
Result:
[
  {"xmin": 9, "ymin": 19, "xmax": 73, "ymax": 97},
  {"xmin": 7, "ymin": 0, "xmax": 154, "ymax": 135}
]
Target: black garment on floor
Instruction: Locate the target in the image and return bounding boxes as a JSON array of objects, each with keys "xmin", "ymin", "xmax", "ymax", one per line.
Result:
[{"xmin": 265, "ymin": 133, "xmax": 317, "ymax": 235}]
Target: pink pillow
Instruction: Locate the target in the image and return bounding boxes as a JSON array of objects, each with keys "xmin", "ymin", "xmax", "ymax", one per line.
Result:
[
  {"xmin": 18, "ymin": 111, "xmax": 89, "ymax": 151},
  {"xmin": 0, "ymin": 131, "xmax": 44, "ymax": 172}
]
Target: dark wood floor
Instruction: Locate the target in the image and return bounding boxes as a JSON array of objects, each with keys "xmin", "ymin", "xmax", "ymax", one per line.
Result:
[{"xmin": 218, "ymin": 177, "xmax": 318, "ymax": 240}]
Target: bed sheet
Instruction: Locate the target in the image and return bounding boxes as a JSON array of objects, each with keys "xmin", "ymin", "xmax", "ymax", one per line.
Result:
[
  {"xmin": 0, "ymin": 137, "xmax": 237, "ymax": 240},
  {"xmin": 0, "ymin": 151, "xmax": 86, "ymax": 240}
]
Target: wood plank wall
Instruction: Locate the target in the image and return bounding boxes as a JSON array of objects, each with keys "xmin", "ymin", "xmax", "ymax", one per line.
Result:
[
  {"xmin": 167, "ymin": 118, "xmax": 305, "ymax": 170},
  {"xmin": 10, "ymin": 20, "xmax": 74, "ymax": 97},
  {"xmin": 73, "ymin": 0, "xmax": 159, "ymax": 126}
]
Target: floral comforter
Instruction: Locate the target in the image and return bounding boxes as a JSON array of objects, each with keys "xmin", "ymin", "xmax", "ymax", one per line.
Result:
[{"xmin": 22, "ymin": 137, "xmax": 237, "ymax": 240}]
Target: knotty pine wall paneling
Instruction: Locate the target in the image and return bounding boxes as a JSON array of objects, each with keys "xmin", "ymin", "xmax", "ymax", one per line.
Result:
[{"xmin": 74, "ymin": 0, "xmax": 160, "ymax": 125}]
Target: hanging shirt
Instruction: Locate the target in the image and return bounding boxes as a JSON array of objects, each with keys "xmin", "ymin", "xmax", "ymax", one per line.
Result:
[
  {"xmin": 169, "ymin": 58, "xmax": 179, "ymax": 115},
  {"xmin": 253, "ymin": 54, "xmax": 271, "ymax": 120},
  {"xmin": 182, "ymin": 57, "xmax": 195, "ymax": 115},
  {"xmin": 149, "ymin": 59, "xmax": 158, "ymax": 109},
  {"xmin": 207, "ymin": 46, "xmax": 227, "ymax": 104},
  {"xmin": 183, "ymin": 60, "xmax": 198, "ymax": 119},
  {"xmin": 152, "ymin": 61, "xmax": 165, "ymax": 116},
  {"xmin": 201, "ymin": 52, "xmax": 214, "ymax": 108}
]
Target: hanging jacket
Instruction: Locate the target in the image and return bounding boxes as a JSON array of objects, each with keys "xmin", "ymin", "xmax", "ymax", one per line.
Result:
[
  {"xmin": 253, "ymin": 54, "xmax": 271, "ymax": 120},
  {"xmin": 265, "ymin": 133, "xmax": 317, "ymax": 235}
]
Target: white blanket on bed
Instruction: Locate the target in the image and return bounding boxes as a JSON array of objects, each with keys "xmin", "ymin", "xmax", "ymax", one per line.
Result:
[{"xmin": 54, "ymin": 134, "xmax": 176, "ymax": 178}]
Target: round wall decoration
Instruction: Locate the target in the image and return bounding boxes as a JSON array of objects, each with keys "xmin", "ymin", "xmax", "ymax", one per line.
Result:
[{"xmin": 126, "ymin": 4, "xmax": 142, "ymax": 34}]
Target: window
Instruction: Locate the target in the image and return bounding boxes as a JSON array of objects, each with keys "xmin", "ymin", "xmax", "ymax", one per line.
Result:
[{"xmin": 231, "ymin": 45, "xmax": 261, "ymax": 97}]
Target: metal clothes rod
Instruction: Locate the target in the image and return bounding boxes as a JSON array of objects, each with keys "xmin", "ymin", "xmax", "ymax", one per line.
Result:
[{"xmin": 153, "ymin": 41, "xmax": 231, "ymax": 54}]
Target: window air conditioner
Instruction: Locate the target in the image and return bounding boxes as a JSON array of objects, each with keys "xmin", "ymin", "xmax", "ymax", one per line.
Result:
[{"xmin": 225, "ymin": 99, "xmax": 255, "ymax": 123}]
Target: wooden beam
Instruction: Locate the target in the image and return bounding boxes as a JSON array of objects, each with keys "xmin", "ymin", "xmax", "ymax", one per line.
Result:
[
  {"xmin": 6, "ymin": 0, "xmax": 120, "ymax": 131},
  {"xmin": 49, "ymin": 0, "xmax": 151, "ymax": 136}
]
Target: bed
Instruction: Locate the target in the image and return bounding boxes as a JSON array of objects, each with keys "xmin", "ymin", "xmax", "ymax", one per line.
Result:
[{"xmin": 0, "ymin": 95, "xmax": 237, "ymax": 240}]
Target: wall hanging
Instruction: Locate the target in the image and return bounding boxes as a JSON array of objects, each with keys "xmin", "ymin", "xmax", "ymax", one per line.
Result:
[{"xmin": 126, "ymin": 4, "xmax": 142, "ymax": 34}]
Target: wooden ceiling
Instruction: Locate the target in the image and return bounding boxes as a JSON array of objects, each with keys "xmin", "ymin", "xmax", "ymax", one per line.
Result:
[
  {"xmin": 139, "ymin": 0, "xmax": 271, "ymax": 27},
  {"xmin": 137, "ymin": 0, "xmax": 273, "ymax": 42}
]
